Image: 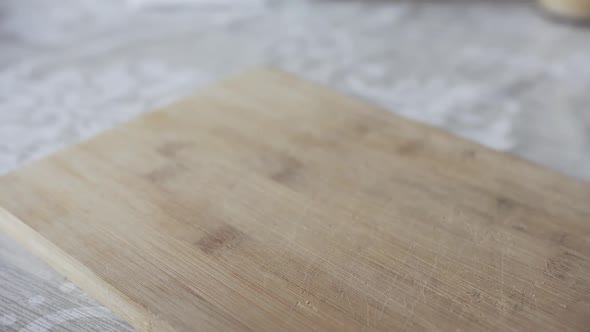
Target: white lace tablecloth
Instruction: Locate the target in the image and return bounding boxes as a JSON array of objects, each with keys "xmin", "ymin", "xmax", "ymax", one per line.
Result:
[{"xmin": 1, "ymin": 0, "xmax": 589, "ymax": 330}]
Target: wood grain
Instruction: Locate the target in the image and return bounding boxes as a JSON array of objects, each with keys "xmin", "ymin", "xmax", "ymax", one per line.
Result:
[{"xmin": 0, "ymin": 68, "xmax": 589, "ymax": 331}]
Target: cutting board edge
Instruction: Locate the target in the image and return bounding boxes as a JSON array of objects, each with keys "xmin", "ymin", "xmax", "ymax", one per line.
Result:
[{"xmin": 0, "ymin": 206, "xmax": 177, "ymax": 332}]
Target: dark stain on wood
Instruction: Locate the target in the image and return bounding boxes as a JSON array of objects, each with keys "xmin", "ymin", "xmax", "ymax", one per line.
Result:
[
  {"xmin": 353, "ymin": 122, "xmax": 371, "ymax": 138},
  {"xmin": 197, "ymin": 224, "xmax": 243, "ymax": 255},
  {"xmin": 511, "ymin": 224, "xmax": 527, "ymax": 232},
  {"xmin": 157, "ymin": 141, "xmax": 194, "ymax": 158},
  {"xmin": 397, "ymin": 139, "xmax": 425, "ymax": 155},
  {"xmin": 271, "ymin": 155, "xmax": 303, "ymax": 184},
  {"xmin": 496, "ymin": 196, "xmax": 516, "ymax": 211},
  {"xmin": 462, "ymin": 149, "xmax": 477, "ymax": 159},
  {"xmin": 145, "ymin": 163, "xmax": 185, "ymax": 184}
]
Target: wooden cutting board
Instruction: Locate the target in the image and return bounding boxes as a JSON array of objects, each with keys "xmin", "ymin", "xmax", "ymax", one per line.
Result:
[{"xmin": 1, "ymin": 69, "xmax": 589, "ymax": 332}]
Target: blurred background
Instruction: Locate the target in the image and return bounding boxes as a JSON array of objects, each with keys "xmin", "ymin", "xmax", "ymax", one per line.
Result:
[{"xmin": 0, "ymin": 0, "xmax": 589, "ymax": 330}]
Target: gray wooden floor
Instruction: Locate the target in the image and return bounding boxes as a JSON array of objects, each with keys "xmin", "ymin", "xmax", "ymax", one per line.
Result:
[{"xmin": 1, "ymin": 0, "xmax": 589, "ymax": 330}]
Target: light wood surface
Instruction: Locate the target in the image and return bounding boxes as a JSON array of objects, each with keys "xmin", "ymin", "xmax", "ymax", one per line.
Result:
[
  {"xmin": 0, "ymin": 69, "xmax": 589, "ymax": 332},
  {"xmin": 540, "ymin": 0, "xmax": 590, "ymax": 19}
]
